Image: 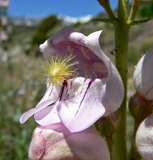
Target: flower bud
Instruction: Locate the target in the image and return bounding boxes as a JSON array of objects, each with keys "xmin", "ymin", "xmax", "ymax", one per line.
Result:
[
  {"xmin": 134, "ymin": 47, "xmax": 153, "ymax": 100},
  {"xmin": 29, "ymin": 124, "xmax": 110, "ymax": 160},
  {"xmin": 95, "ymin": 111, "xmax": 120, "ymax": 137},
  {"xmin": 129, "ymin": 92, "xmax": 153, "ymax": 121},
  {"xmin": 136, "ymin": 114, "xmax": 153, "ymax": 160}
]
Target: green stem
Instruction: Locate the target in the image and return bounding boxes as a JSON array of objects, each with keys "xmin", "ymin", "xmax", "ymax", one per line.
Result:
[
  {"xmin": 97, "ymin": 0, "xmax": 117, "ymax": 20},
  {"xmin": 114, "ymin": 22, "xmax": 129, "ymax": 160},
  {"xmin": 128, "ymin": 18, "xmax": 153, "ymax": 25},
  {"xmin": 117, "ymin": 0, "xmax": 128, "ymax": 20},
  {"xmin": 128, "ymin": 0, "xmax": 140, "ymax": 21},
  {"xmin": 113, "ymin": 1, "xmax": 130, "ymax": 159}
]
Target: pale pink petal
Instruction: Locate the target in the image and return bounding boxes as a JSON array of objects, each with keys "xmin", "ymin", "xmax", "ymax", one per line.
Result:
[
  {"xmin": 84, "ymin": 31, "xmax": 124, "ymax": 115},
  {"xmin": 102, "ymin": 64, "xmax": 124, "ymax": 115},
  {"xmin": 20, "ymin": 84, "xmax": 61, "ymax": 124},
  {"xmin": 39, "ymin": 27, "xmax": 73, "ymax": 59},
  {"xmin": 34, "ymin": 103, "xmax": 61, "ymax": 126},
  {"xmin": 20, "ymin": 99, "xmax": 55, "ymax": 124},
  {"xmin": 57, "ymin": 77, "xmax": 106, "ymax": 132}
]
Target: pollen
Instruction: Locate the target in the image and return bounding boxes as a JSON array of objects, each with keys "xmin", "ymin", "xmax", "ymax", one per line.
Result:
[{"xmin": 42, "ymin": 54, "xmax": 78, "ymax": 85}]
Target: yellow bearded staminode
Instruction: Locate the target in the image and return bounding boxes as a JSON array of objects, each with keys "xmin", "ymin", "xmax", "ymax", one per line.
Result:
[{"xmin": 42, "ymin": 54, "xmax": 78, "ymax": 85}]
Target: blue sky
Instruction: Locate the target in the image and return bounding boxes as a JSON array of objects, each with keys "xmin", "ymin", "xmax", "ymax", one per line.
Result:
[{"xmin": 8, "ymin": 0, "xmax": 118, "ymax": 17}]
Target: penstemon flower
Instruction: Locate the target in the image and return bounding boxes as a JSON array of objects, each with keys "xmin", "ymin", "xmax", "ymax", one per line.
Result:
[{"xmin": 20, "ymin": 27, "xmax": 124, "ymax": 132}]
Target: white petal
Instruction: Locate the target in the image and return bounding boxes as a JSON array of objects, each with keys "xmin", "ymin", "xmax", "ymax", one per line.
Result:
[
  {"xmin": 134, "ymin": 47, "xmax": 153, "ymax": 100},
  {"xmin": 136, "ymin": 114, "xmax": 153, "ymax": 160}
]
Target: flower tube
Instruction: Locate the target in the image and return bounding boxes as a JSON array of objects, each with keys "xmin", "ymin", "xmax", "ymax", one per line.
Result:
[{"xmin": 20, "ymin": 27, "xmax": 124, "ymax": 132}]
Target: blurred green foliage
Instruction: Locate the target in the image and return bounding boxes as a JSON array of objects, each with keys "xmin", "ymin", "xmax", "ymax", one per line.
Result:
[
  {"xmin": 29, "ymin": 15, "xmax": 61, "ymax": 56},
  {"xmin": 36, "ymin": 15, "xmax": 58, "ymax": 33},
  {"xmin": 140, "ymin": 40, "xmax": 153, "ymax": 53},
  {"xmin": 31, "ymin": 15, "xmax": 60, "ymax": 45},
  {"xmin": 0, "ymin": 51, "xmax": 45, "ymax": 159},
  {"xmin": 139, "ymin": 1, "xmax": 153, "ymax": 17}
]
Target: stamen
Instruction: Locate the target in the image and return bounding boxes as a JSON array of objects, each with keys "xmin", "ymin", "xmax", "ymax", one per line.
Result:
[{"xmin": 42, "ymin": 54, "xmax": 79, "ymax": 85}]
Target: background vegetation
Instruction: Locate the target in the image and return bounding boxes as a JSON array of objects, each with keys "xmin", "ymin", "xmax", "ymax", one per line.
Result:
[{"xmin": 0, "ymin": 2, "xmax": 153, "ymax": 159}]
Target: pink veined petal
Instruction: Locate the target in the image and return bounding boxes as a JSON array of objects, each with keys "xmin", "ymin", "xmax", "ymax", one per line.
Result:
[
  {"xmin": 42, "ymin": 83, "xmax": 61, "ymax": 100},
  {"xmin": 84, "ymin": 30, "xmax": 111, "ymax": 75},
  {"xmin": 53, "ymin": 40, "xmax": 108, "ymax": 79},
  {"xmin": 20, "ymin": 84, "xmax": 61, "ymax": 124},
  {"xmin": 57, "ymin": 77, "xmax": 106, "ymax": 132},
  {"xmin": 67, "ymin": 29, "xmax": 110, "ymax": 79}
]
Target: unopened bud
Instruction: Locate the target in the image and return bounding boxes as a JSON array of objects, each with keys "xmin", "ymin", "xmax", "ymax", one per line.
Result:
[
  {"xmin": 136, "ymin": 114, "xmax": 153, "ymax": 160},
  {"xmin": 29, "ymin": 124, "xmax": 110, "ymax": 160},
  {"xmin": 95, "ymin": 111, "xmax": 120, "ymax": 137},
  {"xmin": 129, "ymin": 92, "xmax": 153, "ymax": 121},
  {"xmin": 134, "ymin": 47, "xmax": 153, "ymax": 100}
]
